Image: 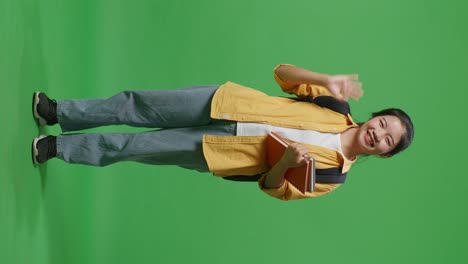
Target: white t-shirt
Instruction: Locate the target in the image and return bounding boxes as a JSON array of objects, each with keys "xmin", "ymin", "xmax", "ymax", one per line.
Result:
[{"xmin": 236, "ymin": 122, "xmax": 344, "ymax": 154}]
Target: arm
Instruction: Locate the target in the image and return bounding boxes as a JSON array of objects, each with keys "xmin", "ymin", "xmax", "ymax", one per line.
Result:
[
  {"xmin": 274, "ymin": 64, "xmax": 330, "ymax": 88},
  {"xmin": 263, "ymin": 142, "xmax": 309, "ymax": 189},
  {"xmin": 262, "ymin": 159, "xmax": 289, "ymax": 189},
  {"xmin": 274, "ymin": 64, "xmax": 363, "ymax": 101}
]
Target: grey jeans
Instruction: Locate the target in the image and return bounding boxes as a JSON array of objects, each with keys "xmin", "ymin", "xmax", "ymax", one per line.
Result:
[{"xmin": 56, "ymin": 85, "xmax": 236, "ymax": 172}]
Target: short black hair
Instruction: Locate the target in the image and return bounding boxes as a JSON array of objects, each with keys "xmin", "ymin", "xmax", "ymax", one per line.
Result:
[{"xmin": 371, "ymin": 108, "xmax": 414, "ymax": 157}]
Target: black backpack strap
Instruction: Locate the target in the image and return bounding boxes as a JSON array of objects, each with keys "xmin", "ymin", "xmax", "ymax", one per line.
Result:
[
  {"xmin": 222, "ymin": 167, "xmax": 347, "ymax": 184},
  {"xmin": 222, "ymin": 175, "xmax": 262, "ymax": 182},
  {"xmin": 294, "ymin": 95, "xmax": 351, "ymax": 116},
  {"xmin": 315, "ymin": 167, "xmax": 347, "ymax": 183}
]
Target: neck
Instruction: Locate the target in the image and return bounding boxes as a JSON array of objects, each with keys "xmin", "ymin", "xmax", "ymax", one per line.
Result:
[{"xmin": 341, "ymin": 127, "xmax": 364, "ymax": 160}]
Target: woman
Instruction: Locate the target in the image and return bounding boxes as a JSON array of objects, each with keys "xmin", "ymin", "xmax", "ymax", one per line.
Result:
[{"xmin": 32, "ymin": 64, "xmax": 414, "ymax": 201}]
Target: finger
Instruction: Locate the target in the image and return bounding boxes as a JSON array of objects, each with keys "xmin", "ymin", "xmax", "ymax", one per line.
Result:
[
  {"xmin": 296, "ymin": 156, "xmax": 306, "ymax": 165},
  {"xmin": 334, "ymin": 93, "xmax": 346, "ymax": 101},
  {"xmin": 329, "ymin": 85, "xmax": 347, "ymax": 101},
  {"xmin": 297, "ymin": 148, "xmax": 307, "ymax": 155},
  {"xmin": 291, "ymin": 146, "xmax": 302, "ymax": 154},
  {"xmin": 355, "ymin": 81, "xmax": 363, "ymax": 89},
  {"xmin": 350, "ymin": 82, "xmax": 364, "ymax": 100},
  {"xmin": 350, "ymin": 90, "xmax": 364, "ymax": 100},
  {"xmin": 346, "ymin": 74, "xmax": 359, "ymax": 81},
  {"xmin": 341, "ymin": 93, "xmax": 350, "ymax": 101},
  {"xmin": 341, "ymin": 81, "xmax": 351, "ymax": 99},
  {"xmin": 293, "ymin": 145, "xmax": 308, "ymax": 154},
  {"xmin": 297, "ymin": 146, "xmax": 308, "ymax": 154},
  {"xmin": 290, "ymin": 143, "xmax": 300, "ymax": 149},
  {"xmin": 330, "ymin": 90, "xmax": 343, "ymax": 101},
  {"xmin": 351, "ymin": 82, "xmax": 362, "ymax": 93}
]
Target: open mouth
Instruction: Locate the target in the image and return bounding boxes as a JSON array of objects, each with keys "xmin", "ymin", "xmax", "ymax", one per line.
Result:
[{"xmin": 366, "ymin": 131, "xmax": 375, "ymax": 147}]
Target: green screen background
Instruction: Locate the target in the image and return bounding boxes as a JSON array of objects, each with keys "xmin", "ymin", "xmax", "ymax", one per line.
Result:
[{"xmin": 1, "ymin": 0, "xmax": 467, "ymax": 263}]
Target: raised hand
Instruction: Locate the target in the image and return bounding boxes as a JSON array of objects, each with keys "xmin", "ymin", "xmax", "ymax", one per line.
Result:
[{"xmin": 327, "ymin": 74, "xmax": 363, "ymax": 101}]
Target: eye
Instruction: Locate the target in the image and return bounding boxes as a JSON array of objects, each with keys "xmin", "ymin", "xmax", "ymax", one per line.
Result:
[
  {"xmin": 386, "ymin": 136, "xmax": 394, "ymax": 146},
  {"xmin": 382, "ymin": 117, "xmax": 388, "ymax": 128}
]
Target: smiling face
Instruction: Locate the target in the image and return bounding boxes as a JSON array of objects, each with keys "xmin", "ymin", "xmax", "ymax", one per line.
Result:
[{"xmin": 357, "ymin": 115, "xmax": 405, "ymax": 156}]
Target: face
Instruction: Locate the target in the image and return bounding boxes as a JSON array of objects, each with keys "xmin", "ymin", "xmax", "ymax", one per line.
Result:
[{"xmin": 357, "ymin": 115, "xmax": 405, "ymax": 156}]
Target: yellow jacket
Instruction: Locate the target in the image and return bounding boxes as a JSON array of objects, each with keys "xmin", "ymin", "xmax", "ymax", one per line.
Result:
[{"xmin": 202, "ymin": 65, "xmax": 358, "ymax": 201}]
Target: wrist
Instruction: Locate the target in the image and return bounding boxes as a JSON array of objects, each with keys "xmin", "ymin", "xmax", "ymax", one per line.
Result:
[
  {"xmin": 278, "ymin": 157, "xmax": 292, "ymax": 168},
  {"xmin": 322, "ymin": 74, "xmax": 332, "ymax": 86}
]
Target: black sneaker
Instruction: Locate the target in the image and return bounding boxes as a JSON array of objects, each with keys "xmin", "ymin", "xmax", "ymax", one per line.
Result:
[
  {"xmin": 32, "ymin": 135, "xmax": 57, "ymax": 164},
  {"xmin": 33, "ymin": 92, "xmax": 58, "ymax": 126}
]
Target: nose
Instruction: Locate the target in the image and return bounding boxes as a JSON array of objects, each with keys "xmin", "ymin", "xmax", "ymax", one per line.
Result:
[{"xmin": 373, "ymin": 129, "xmax": 384, "ymax": 142}]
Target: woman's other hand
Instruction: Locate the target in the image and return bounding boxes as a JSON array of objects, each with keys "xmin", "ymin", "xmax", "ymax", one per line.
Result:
[
  {"xmin": 327, "ymin": 74, "xmax": 363, "ymax": 101},
  {"xmin": 263, "ymin": 142, "xmax": 311, "ymax": 189},
  {"xmin": 279, "ymin": 143, "xmax": 310, "ymax": 168}
]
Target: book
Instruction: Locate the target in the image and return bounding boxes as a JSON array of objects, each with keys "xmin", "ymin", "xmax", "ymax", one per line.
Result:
[{"xmin": 266, "ymin": 132, "xmax": 316, "ymax": 193}]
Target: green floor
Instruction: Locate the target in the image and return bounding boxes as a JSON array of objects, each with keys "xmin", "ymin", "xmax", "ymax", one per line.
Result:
[{"xmin": 1, "ymin": 0, "xmax": 468, "ymax": 263}]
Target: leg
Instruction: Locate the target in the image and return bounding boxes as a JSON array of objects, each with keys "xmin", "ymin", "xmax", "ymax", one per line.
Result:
[
  {"xmin": 57, "ymin": 85, "xmax": 219, "ymax": 132},
  {"xmin": 56, "ymin": 120, "xmax": 237, "ymax": 172}
]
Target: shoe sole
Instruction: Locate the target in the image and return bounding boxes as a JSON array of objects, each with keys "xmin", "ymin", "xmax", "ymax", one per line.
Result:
[
  {"xmin": 33, "ymin": 92, "xmax": 47, "ymax": 127},
  {"xmin": 32, "ymin": 135, "xmax": 47, "ymax": 164}
]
